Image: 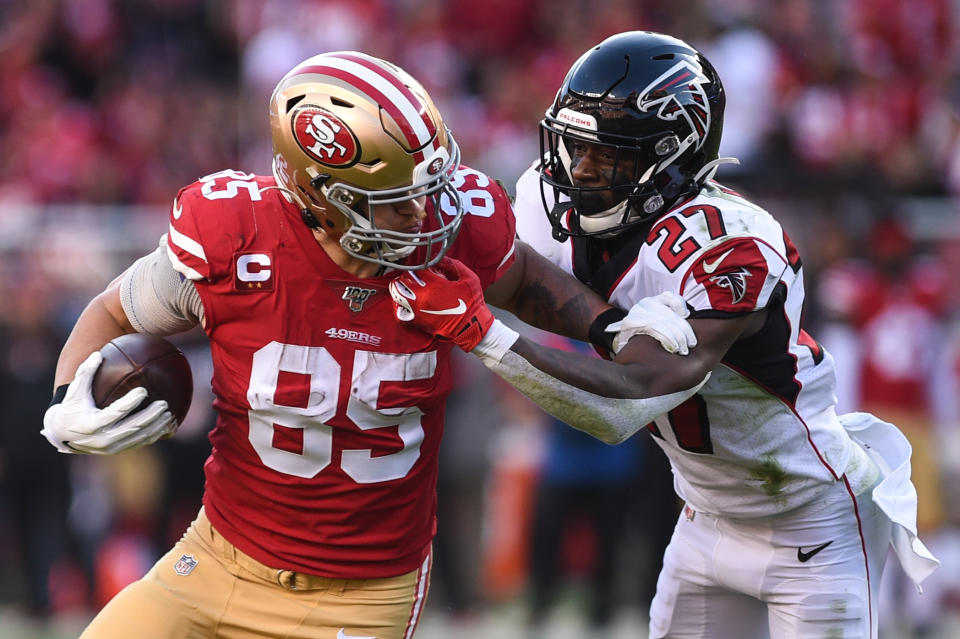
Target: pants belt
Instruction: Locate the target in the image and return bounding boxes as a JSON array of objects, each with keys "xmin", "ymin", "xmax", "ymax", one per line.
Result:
[{"xmin": 194, "ymin": 507, "xmax": 356, "ymax": 592}]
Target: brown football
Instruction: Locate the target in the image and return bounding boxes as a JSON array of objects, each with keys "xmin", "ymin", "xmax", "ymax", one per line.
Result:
[{"xmin": 92, "ymin": 333, "xmax": 193, "ymax": 424}]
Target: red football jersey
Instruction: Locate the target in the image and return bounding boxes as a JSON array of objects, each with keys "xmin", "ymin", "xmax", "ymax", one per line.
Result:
[
  {"xmin": 818, "ymin": 257, "xmax": 950, "ymax": 413},
  {"xmin": 165, "ymin": 167, "xmax": 515, "ymax": 578}
]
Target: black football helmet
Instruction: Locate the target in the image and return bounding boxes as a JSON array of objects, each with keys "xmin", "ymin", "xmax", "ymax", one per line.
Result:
[{"xmin": 540, "ymin": 31, "xmax": 728, "ymax": 240}]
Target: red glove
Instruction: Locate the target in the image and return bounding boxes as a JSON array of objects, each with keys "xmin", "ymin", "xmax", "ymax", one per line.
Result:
[{"xmin": 389, "ymin": 257, "xmax": 495, "ymax": 352}]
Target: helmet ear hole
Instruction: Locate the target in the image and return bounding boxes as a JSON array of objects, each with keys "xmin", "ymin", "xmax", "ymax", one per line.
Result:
[{"xmin": 297, "ymin": 186, "xmax": 323, "ymax": 208}]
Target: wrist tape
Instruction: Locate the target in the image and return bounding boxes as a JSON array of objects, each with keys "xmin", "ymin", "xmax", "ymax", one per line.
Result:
[
  {"xmin": 588, "ymin": 308, "xmax": 626, "ymax": 358},
  {"xmin": 472, "ymin": 319, "xmax": 519, "ymax": 364},
  {"xmin": 49, "ymin": 384, "xmax": 69, "ymax": 408}
]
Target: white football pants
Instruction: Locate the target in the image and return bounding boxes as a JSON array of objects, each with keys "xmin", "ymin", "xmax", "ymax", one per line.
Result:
[{"xmin": 649, "ymin": 475, "xmax": 890, "ymax": 639}]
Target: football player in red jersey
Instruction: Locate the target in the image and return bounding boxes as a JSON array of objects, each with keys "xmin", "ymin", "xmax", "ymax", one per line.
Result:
[
  {"xmin": 391, "ymin": 32, "xmax": 943, "ymax": 639},
  {"xmin": 40, "ymin": 51, "xmax": 702, "ymax": 639}
]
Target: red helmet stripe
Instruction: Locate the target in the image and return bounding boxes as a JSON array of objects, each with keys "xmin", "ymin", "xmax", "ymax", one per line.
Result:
[
  {"xmin": 330, "ymin": 53, "xmax": 437, "ymax": 138},
  {"xmin": 412, "ymin": 137, "xmax": 443, "ymax": 165},
  {"xmin": 293, "ymin": 64, "xmax": 423, "ymax": 150},
  {"xmin": 291, "ymin": 53, "xmax": 437, "ymax": 153}
]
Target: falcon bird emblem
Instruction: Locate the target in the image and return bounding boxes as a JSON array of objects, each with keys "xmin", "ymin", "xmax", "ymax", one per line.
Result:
[
  {"xmin": 637, "ymin": 60, "xmax": 712, "ymax": 146},
  {"xmin": 709, "ymin": 268, "xmax": 752, "ymax": 305}
]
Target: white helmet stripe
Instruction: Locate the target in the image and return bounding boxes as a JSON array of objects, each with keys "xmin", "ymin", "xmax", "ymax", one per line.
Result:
[
  {"xmin": 292, "ymin": 56, "xmax": 432, "ymax": 149},
  {"xmin": 330, "ymin": 52, "xmax": 436, "ymax": 137}
]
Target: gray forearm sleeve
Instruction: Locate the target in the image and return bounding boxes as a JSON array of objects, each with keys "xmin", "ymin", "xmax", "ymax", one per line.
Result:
[
  {"xmin": 119, "ymin": 241, "xmax": 204, "ymax": 335},
  {"xmin": 482, "ymin": 350, "xmax": 710, "ymax": 445}
]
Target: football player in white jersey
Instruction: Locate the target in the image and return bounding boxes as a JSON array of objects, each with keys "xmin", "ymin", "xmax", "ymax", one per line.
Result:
[{"xmin": 390, "ymin": 32, "xmax": 940, "ymax": 639}]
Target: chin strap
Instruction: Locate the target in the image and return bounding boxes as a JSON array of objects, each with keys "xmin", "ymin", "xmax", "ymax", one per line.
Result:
[
  {"xmin": 259, "ymin": 184, "xmax": 322, "ymax": 229},
  {"xmin": 300, "ymin": 208, "xmax": 322, "ymax": 229},
  {"xmin": 267, "ymin": 159, "xmax": 327, "ymax": 229},
  {"xmin": 549, "ymin": 200, "xmax": 572, "ymax": 241},
  {"xmin": 694, "ymin": 157, "xmax": 740, "ymax": 183}
]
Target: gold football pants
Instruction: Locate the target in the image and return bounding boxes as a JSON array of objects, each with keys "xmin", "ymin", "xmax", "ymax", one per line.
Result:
[{"xmin": 80, "ymin": 508, "xmax": 432, "ymax": 639}]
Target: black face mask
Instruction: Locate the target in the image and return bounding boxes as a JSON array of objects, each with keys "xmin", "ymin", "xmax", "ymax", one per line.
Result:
[{"xmin": 539, "ymin": 119, "xmax": 679, "ymax": 240}]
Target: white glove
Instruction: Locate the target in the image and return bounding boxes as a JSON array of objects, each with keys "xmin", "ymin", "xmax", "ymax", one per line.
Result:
[
  {"xmin": 606, "ymin": 291, "xmax": 697, "ymax": 355},
  {"xmin": 41, "ymin": 351, "xmax": 177, "ymax": 455}
]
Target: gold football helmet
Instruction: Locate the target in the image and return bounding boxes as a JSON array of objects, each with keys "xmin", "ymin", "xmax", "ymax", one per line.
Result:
[{"xmin": 269, "ymin": 51, "xmax": 463, "ymax": 270}]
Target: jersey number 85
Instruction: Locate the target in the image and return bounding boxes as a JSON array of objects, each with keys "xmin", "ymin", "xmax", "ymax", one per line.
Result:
[{"xmin": 247, "ymin": 342, "xmax": 435, "ymax": 483}]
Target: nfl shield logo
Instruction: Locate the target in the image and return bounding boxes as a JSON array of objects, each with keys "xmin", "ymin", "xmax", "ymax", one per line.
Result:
[{"xmin": 174, "ymin": 554, "xmax": 198, "ymax": 576}]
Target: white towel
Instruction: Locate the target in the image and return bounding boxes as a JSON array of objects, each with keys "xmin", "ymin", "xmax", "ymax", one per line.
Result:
[{"xmin": 840, "ymin": 412, "xmax": 941, "ymax": 590}]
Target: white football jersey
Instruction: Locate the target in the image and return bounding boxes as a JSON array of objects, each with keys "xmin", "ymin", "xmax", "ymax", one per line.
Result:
[{"xmin": 515, "ymin": 165, "xmax": 871, "ymax": 518}]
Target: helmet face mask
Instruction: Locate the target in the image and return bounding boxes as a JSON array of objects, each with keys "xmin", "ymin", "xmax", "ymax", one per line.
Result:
[
  {"xmin": 269, "ymin": 52, "xmax": 463, "ymax": 270},
  {"xmin": 539, "ymin": 31, "xmax": 726, "ymax": 240},
  {"xmin": 558, "ymin": 137, "xmax": 641, "ymax": 216},
  {"xmin": 541, "ymin": 123, "xmax": 667, "ymax": 237},
  {"xmin": 326, "ymin": 160, "xmax": 463, "ymax": 268}
]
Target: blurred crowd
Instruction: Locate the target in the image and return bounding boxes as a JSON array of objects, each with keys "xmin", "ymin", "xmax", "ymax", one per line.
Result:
[{"xmin": 1, "ymin": 0, "xmax": 959, "ymax": 637}]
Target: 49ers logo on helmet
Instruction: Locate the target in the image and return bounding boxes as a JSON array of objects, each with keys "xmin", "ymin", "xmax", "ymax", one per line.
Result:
[
  {"xmin": 292, "ymin": 106, "xmax": 360, "ymax": 167},
  {"xmin": 427, "ymin": 157, "xmax": 444, "ymax": 175}
]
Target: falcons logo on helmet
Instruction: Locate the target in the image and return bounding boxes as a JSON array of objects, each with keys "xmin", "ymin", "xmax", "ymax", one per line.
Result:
[
  {"xmin": 709, "ymin": 268, "xmax": 752, "ymax": 305},
  {"xmin": 636, "ymin": 60, "xmax": 711, "ymax": 147}
]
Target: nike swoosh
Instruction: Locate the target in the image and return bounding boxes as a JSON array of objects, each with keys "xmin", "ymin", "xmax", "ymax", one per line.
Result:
[
  {"xmin": 797, "ymin": 540, "xmax": 833, "ymax": 562},
  {"xmin": 702, "ymin": 247, "xmax": 735, "ymax": 274},
  {"xmin": 337, "ymin": 630, "xmax": 376, "ymax": 639},
  {"xmin": 172, "ymin": 198, "xmax": 183, "ymax": 219},
  {"xmin": 421, "ymin": 299, "xmax": 467, "ymax": 315}
]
